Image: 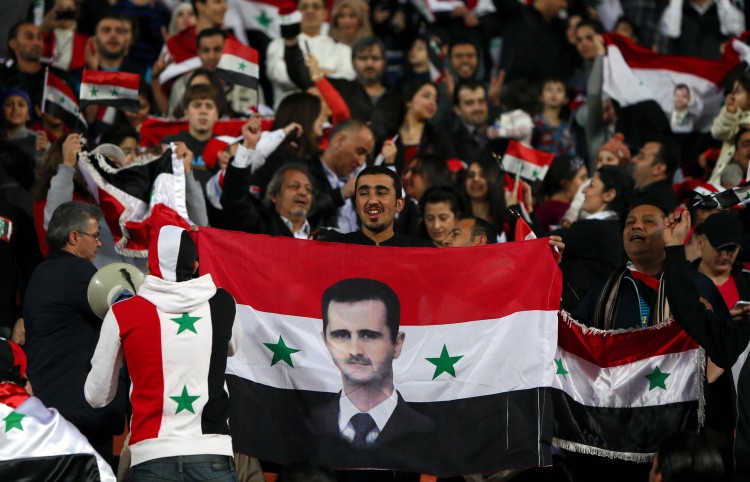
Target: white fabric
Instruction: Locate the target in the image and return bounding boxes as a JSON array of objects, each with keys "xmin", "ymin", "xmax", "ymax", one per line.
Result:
[{"xmin": 660, "ymin": 0, "xmax": 744, "ymax": 38}]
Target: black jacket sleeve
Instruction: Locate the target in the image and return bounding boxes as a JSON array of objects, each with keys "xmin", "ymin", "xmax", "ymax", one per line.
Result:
[
  {"xmin": 284, "ymin": 44, "xmax": 315, "ymax": 90},
  {"xmin": 664, "ymin": 245, "xmax": 750, "ymax": 369},
  {"xmin": 220, "ymin": 163, "xmax": 263, "ymax": 233}
]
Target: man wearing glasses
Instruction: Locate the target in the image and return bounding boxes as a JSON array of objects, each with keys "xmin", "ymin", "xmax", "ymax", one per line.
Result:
[{"xmin": 22, "ymin": 201, "xmax": 128, "ymax": 470}]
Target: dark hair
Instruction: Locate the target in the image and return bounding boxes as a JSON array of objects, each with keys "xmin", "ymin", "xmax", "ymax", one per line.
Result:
[
  {"xmin": 614, "ymin": 16, "xmax": 640, "ymax": 41},
  {"xmin": 542, "ymin": 155, "xmax": 585, "ymax": 197},
  {"xmin": 329, "ymin": 118, "xmax": 370, "ymax": 144},
  {"xmin": 647, "ymin": 135, "xmax": 681, "ymax": 178},
  {"xmin": 356, "ymin": 165, "xmax": 403, "ymax": 200},
  {"xmin": 539, "ymin": 76, "xmax": 568, "ymax": 94},
  {"xmin": 182, "ymin": 83, "xmax": 221, "ymax": 111},
  {"xmin": 115, "ymin": 13, "xmax": 139, "ymax": 46},
  {"xmin": 453, "ymin": 79, "xmax": 487, "ymax": 107},
  {"xmin": 47, "ymin": 201, "xmax": 103, "ymax": 251},
  {"xmin": 502, "ymin": 78, "xmax": 537, "ymax": 114},
  {"xmin": 277, "ymin": 463, "xmax": 336, "ymax": 482},
  {"xmin": 197, "ymin": 27, "xmax": 226, "ymax": 47},
  {"xmin": 448, "ymin": 38, "xmax": 479, "ymax": 57},
  {"xmin": 469, "ymin": 216, "xmax": 498, "ymax": 244},
  {"xmin": 460, "ymin": 158, "xmax": 507, "ymax": 233},
  {"xmin": 321, "ymin": 278, "xmax": 401, "ymax": 343},
  {"xmin": 734, "ymin": 126, "xmax": 750, "ymax": 149},
  {"xmin": 179, "ymin": 68, "xmax": 228, "ymax": 117},
  {"xmin": 655, "ymin": 431, "xmax": 724, "ymax": 482},
  {"xmin": 575, "ymin": 19, "xmax": 605, "ymax": 35},
  {"xmin": 264, "ymin": 163, "xmax": 313, "ymax": 209},
  {"xmin": 674, "ymin": 83, "xmax": 690, "ymax": 97},
  {"xmin": 351, "ymin": 36, "xmax": 385, "ymax": 60},
  {"xmin": 729, "ymin": 72, "xmax": 750, "ymax": 97},
  {"xmin": 33, "ymin": 133, "xmax": 94, "ymax": 203},
  {"xmin": 403, "ymin": 79, "xmax": 439, "ymax": 105},
  {"xmin": 100, "ymin": 125, "xmax": 140, "ymax": 147},
  {"xmin": 406, "ymin": 154, "xmax": 451, "ymax": 197},
  {"xmin": 190, "ymin": 0, "xmax": 204, "ymax": 14},
  {"xmin": 7, "ymin": 21, "xmax": 34, "ymax": 55},
  {"xmin": 419, "ymin": 186, "xmax": 463, "ymax": 219},
  {"xmin": 273, "ymin": 92, "xmax": 323, "ymax": 160},
  {"xmin": 595, "ymin": 165, "xmax": 634, "ymax": 221}
]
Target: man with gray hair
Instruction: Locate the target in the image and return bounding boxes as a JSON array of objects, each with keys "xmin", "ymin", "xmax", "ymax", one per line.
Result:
[{"xmin": 22, "ymin": 201, "xmax": 128, "ymax": 465}]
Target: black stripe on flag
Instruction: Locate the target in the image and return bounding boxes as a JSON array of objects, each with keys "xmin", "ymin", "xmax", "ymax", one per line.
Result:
[
  {"xmin": 551, "ymin": 389, "xmax": 699, "ymax": 457},
  {"xmin": 80, "ymin": 97, "xmax": 139, "ymax": 114},
  {"xmin": 227, "ymin": 375, "xmax": 552, "ymax": 476},
  {"xmin": 89, "ymin": 149, "xmax": 175, "ymax": 204},
  {"xmin": 0, "ymin": 454, "xmax": 103, "ymax": 481},
  {"xmin": 216, "ymin": 69, "xmax": 259, "ymax": 90},
  {"xmin": 46, "ymin": 101, "xmax": 86, "ymax": 129}
]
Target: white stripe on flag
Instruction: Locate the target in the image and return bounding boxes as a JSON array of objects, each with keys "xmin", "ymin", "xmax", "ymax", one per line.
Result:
[
  {"xmin": 159, "ymin": 57, "xmax": 202, "ymax": 85},
  {"xmin": 502, "ymin": 154, "xmax": 549, "ymax": 182},
  {"xmin": 217, "ymin": 53, "xmax": 260, "ymax": 78},
  {"xmin": 551, "ymin": 347, "xmax": 703, "ymax": 408},
  {"xmin": 80, "ymin": 83, "xmax": 139, "ymax": 102},
  {"xmin": 227, "ymin": 305, "xmax": 557, "ymax": 402},
  {"xmin": 46, "ymin": 86, "xmax": 82, "ymax": 118}
]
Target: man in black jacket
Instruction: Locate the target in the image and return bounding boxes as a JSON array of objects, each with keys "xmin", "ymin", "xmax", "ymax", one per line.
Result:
[{"xmin": 630, "ymin": 136, "xmax": 680, "ymax": 213}]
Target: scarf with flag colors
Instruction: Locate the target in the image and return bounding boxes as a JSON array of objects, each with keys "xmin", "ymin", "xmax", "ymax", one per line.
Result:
[
  {"xmin": 160, "ymin": 27, "xmax": 201, "ymax": 84},
  {"xmin": 80, "ymin": 70, "xmax": 140, "ymax": 113},
  {"xmin": 234, "ymin": 0, "xmax": 287, "ymax": 38},
  {"xmin": 501, "ymin": 140, "xmax": 555, "ymax": 182},
  {"xmin": 552, "ymin": 312, "xmax": 704, "ymax": 461},
  {"xmin": 195, "ymin": 229, "xmax": 562, "ymax": 475},
  {"xmin": 217, "ymin": 38, "xmax": 260, "ymax": 90},
  {"xmin": 76, "ymin": 147, "xmax": 192, "ymax": 257},
  {"xmin": 602, "ymin": 33, "xmax": 740, "ymax": 132},
  {"xmin": 43, "ymin": 71, "xmax": 87, "ymax": 129}
]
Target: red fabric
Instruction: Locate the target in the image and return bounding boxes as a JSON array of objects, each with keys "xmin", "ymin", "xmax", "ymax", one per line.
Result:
[
  {"xmin": 196, "ymin": 228, "xmax": 563, "ymax": 324},
  {"xmin": 717, "ymin": 274, "xmax": 741, "ymax": 311},
  {"xmin": 8, "ymin": 341, "xmax": 27, "ymax": 379},
  {"xmin": 316, "ymin": 77, "xmax": 350, "ymax": 125},
  {"xmin": 404, "ymin": 145, "xmax": 419, "ymax": 167},
  {"xmin": 42, "ymin": 31, "xmax": 89, "ymax": 70},
  {"xmin": 628, "ymin": 269, "xmax": 660, "ymax": 291},
  {"xmin": 140, "ymin": 117, "xmax": 255, "ymax": 148},
  {"xmin": 113, "ymin": 297, "xmax": 164, "ymax": 444},
  {"xmin": 535, "ymin": 199, "xmax": 569, "ymax": 232},
  {"xmin": 0, "ymin": 383, "xmax": 30, "ymax": 409},
  {"xmin": 558, "ymin": 315, "xmax": 698, "ymax": 368}
]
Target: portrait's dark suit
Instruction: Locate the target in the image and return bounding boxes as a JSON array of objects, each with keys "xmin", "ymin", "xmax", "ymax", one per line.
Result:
[{"xmin": 309, "ymin": 391, "xmax": 437, "ymax": 471}]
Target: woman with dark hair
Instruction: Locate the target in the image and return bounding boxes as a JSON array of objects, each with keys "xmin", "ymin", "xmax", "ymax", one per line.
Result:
[
  {"xmin": 394, "ymin": 80, "xmax": 455, "ymax": 173},
  {"xmin": 418, "ymin": 186, "xmax": 462, "ymax": 247},
  {"xmin": 554, "ymin": 165, "xmax": 633, "ymax": 310},
  {"xmin": 459, "ymin": 158, "xmax": 508, "ymax": 239},
  {"xmin": 649, "ymin": 431, "xmax": 723, "ymax": 482},
  {"xmin": 536, "ymin": 155, "xmax": 588, "ymax": 232},
  {"xmin": 396, "ymin": 154, "xmax": 452, "ymax": 236}
]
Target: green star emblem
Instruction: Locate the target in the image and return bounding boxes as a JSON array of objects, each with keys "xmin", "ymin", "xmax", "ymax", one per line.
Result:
[
  {"xmin": 532, "ymin": 169, "xmax": 540, "ymax": 179},
  {"xmin": 59, "ymin": 95, "xmax": 65, "ymax": 104},
  {"xmin": 170, "ymin": 386, "xmax": 200, "ymax": 414},
  {"xmin": 554, "ymin": 358, "xmax": 569, "ymax": 380},
  {"xmin": 3, "ymin": 411, "xmax": 25, "ymax": 432},
  {"xmin": 238, "ymin": 61, "xmax": 247, "ymax": 71},
  {"xmin": 170, "ymin": 313, "xmax": 201, "ymax": 335},
  {"xmin": 263, "ymin": 336, "xmax": 300, "ymax": 367},
  {"xmin": 110, "ymin": 88, "xmax": 119, "ymax": 96},
  {"xmin": 743, "ymin": 191, "xmax": 750, "ymax": 200},
  {"xmin": 73, "ymin": 107, "xmax": 80, "ymax": 115},
  {"xmin": 256, "ymin": 9, "xmax": 272, "ymax": 29},
  {"xmin": 426, "ymin": 344, "xmax": 463, "ymax": 380},
  {"xmin": 89, "ymin": 86, "xmax": 98, "ymax": 97},
  {"xmin": 645, "ymin": 366, "xmax": 670, "ymax": 391}
]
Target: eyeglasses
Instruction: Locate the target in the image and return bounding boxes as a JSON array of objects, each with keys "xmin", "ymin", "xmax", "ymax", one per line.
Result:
[{"xmin": 77, "ymin": 231, "xmax": 101, "ymax": 241}]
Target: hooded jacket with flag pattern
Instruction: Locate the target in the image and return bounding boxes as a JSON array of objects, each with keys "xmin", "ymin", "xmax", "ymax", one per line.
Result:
[{"xmin": 84, "ymin": 228, "xmax": 241, "ymax": 466}]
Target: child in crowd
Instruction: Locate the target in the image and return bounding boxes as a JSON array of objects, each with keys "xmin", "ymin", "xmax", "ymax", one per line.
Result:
[
  {"xmin": 532, "ymin": 77, "xmax": 576, "ymax": 157},
  {"xmin": 709, "ymin": 74, "xmax": 750, "ymax": 184}
]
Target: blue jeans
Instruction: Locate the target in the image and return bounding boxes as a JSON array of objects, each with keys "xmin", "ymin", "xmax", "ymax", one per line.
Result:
[{"xmin": 130, "ymin": 454, "xmax": 238, "ymax": 482}]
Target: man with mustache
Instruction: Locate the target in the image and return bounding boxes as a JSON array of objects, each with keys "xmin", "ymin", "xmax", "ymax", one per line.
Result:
[{"xmin": 312, "ymin": 278, "xmax": 435, "ymax": 469}]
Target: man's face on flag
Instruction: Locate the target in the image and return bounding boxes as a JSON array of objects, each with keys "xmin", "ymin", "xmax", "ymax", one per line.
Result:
[
  {"xmin": 623, "ymin": 204, "xmax": 665, "ymax": 261},
  {"xmin": 323, "ymin": 299, "xmax": 404, "ymax": 390},
  {"xmin": 355, "ymin": 173, "xmax": 404, "ymax": 234}
]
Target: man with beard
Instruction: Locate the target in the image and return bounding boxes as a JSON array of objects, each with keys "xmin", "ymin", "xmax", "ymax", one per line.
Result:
[
  {"xmin": 1, "ymin": 22, "xmax": 47, "ymax": 121},
  {"xmin": 316, "ymin": 165, "xmax": 433, "ymax": 246},
  {"xmin": 80, "ymin": 15, "xmax": 142, "ymax": 75},
  {"xmin": 449, "ymin": 81, "xmax": 494, "ymax": 162}
]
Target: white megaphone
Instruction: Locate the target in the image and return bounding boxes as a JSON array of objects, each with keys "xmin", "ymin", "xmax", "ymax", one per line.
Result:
[{"xmin": 87, "ymin": 263, "xmax": 146, "ymax": 319}]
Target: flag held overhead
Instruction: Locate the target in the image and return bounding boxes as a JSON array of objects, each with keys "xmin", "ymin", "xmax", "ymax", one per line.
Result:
[
  {"xmin": 216, "ymin": 38, "xmax": 260, "ymax": 90},
  {"xmin": 80, "ymin": 70, "xmax": 141, "ymax": 113},
  {"xmin": 44, "ymin": 72, "xmax": 88, "ymax": 129},
  {"xmin": 501, "ymin": 140, "xmax": 555, "ymax": 182}
]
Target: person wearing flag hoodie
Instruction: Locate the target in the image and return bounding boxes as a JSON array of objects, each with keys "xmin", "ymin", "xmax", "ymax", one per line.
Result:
[
  {"xmin": 84, "ymin": 225, "xmax": 242, "ymax": 481},
  {"xmin": 0, "ymin": 337, "xmax": 117, "ymax": 481}
]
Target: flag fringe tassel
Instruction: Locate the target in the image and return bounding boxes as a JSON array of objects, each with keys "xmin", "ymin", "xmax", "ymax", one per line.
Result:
[{"xmin": 552, "ymin": 438, "xmax": 655, "ymax": 462}]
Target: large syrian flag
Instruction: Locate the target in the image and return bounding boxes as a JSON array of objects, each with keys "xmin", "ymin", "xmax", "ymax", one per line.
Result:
[
  {"xmin": 43, "ymin": 72, "xmax": 87, "ymax": 129},
  {"xmin": 602, "ymin": 33, "xmax": 739, "ymax": 132},
  {"xmin": 77, "ymin": 147, "xmax": 193, "ymax": 257},
  {"xmin": 0, "ymin": 391, "xmax": 116, "ymax": 481},
  {"xmin": 234, "ymin": 0, "xmax": 286, "ymax": 39},
  {"xmin": 196, "ymin": 229, "xmax": 562, "ymax": 476},
  {"xmin": 80, "ymin": 70, "xmax": 140, "ymax": 113},
  {"xmin": 216, "ymin": 38, "xmax": 260, "ymax": 90},
  {"xmin": 501, "ymin": 140, "xmax": 555, "ymax": 182},
  {"xmin": 552, "ymin": 313, "xmax": 704, "ymax": 461}
]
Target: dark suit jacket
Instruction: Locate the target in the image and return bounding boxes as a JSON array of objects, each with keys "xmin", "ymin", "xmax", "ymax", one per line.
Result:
[
  {"xmin": 309, "ymin": 391, "xmax": 437, "ymax": 471},
  {"xmin": 305, "ymin": 157, "xmax": 346, "ymax": 229}
]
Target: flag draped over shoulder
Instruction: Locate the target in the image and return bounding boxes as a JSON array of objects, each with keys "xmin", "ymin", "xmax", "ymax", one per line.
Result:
[
  {"xmin": 196, "ymin": 230, "xmax": 562, "ymax": 475},
  {"xmin": 77, "ymin": 148, "xmax": 192, "ymax": 257},
  {"xmin": 552, "ymin": 313, "xmax": 704, "ymax": 461},
  {"xmin": 43, "ymin": 72, "xmax": 87, "ymax": 128},
  {"xmin": 602, "ymin": 33, "xmax": 739, "ymax": 132},
  {"xmin": 80, "ymin": 70, "xmax": 140, "ymax": 112},
  {"xmin": 501, "ymin": 140, "xmax": 555, "ymax": 182}
]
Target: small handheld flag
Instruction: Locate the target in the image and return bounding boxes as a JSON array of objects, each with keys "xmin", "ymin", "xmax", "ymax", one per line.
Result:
[
  {"xmin": 501, "ymin": 140, "xmax": 555, "ymax": 182},
  {"xmin": 80, "ymin": 70, "xmax": 140, "ymax": 113},
  {"xmin": 216, "ymin": 38, "xmax": 260, "ymax": 90}
]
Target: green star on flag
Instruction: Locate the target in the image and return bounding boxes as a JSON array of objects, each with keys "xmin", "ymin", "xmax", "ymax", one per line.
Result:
[
  {"xmin": 3, "ymin": 411, "xmax": 25, "ymax": 432},
  {"xmin": 59, "ymin": 95, "xmax": 65, "ymax": 103},
  {"xmin": 554, "ymin": 358, "xmax": 569, "ymax": 380},
  {"xmin": 170, "ymin": 386, "xmax": 200, "ymax": 414},
  {"xmin": 238, "ymin": 61, "xmax": 247, "ymax": 71},
  {"xmin": 89, "ymin": 87, "xmax": 98, "ymax": 97},
  {"xmin": 264, "ymin": 336, "xmax": 300, "ymax": 367},
  {"xmin": 110, "ymin": 88, "xmax": 119, "ymax": 96},
  {"xmin": 256, "ymin": 10, "xmax": 272, "ymax": 29},
  {"xmin": 170, "ymin": 313, "xmax": 201, "ymax": 334},
  {"xmin": 744, "ymin": 192, "xmax": 750, "ymax": 200},
  {"xmin": 532, "ymin": 169, "xmax": 540, "ymax": 179},
  {"xmin": 426, "ymin": 344, "xmax": 463, "ymax": 379},
  {"xmin": 645, "ymin": 366, "xmax": 670, "ymax": 390}
]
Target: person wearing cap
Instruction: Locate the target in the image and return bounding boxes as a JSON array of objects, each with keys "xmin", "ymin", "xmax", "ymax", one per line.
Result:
[
  {"xmin": 693, "ymin": 211, "xmax": 750, "ymax": 318},
  {"xmin": 0, "ymin": 337, "xmax": 117, "ymax": 481},
  {"xmin": 85, "ymin": 225, "xmax": 242, "ymax": 481}
]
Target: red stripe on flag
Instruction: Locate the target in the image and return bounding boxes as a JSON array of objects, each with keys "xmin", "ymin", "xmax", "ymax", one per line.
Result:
[
  {"xmin": 114, "ymin": 297, "xmax": 164, "ymax": 444},
  {"xmin": 47, "ymin": 72, "xmax": 76, "ymax": 98},
  {"xmin": 167, "ymin": 27, "xmax": 198, "ymax": 63},
  {"xmin": 223, "ymin": 37, "xmax": 259, "ymax": 64},
  {"xmin": 558, "ymin": 315, "xmax": 699, "ymax": 368},
  {"xmin": 195, "ymin": 228, "xmax": 563, "ymax": 325},
  {"xmin": 604, "ymin": 33, "xmax": 736, "ymax": 86},
  {"xmin": 82, "ymin": 70, "xmax": 140, "ymax": 90},
  {"xmin": 97, "ymin": 187, "xmax": 127, "ymax": 243},
  {"xmin": 505, "ymin": 140, "xmax": 554, "ymax": 168}
]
